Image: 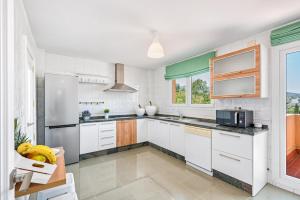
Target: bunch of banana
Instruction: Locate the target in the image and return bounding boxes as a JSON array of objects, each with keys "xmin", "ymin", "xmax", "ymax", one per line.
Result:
[{"xmin": 17, "ymin": 143, "xmax": 57, "ymax": 164}]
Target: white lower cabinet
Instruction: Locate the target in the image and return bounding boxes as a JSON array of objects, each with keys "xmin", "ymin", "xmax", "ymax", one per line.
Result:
[
  {"xmin": 137, "ymin": 119, "xmax": 148, "ymax": 143},
  {"xmin": 158, "ymin": 121, "xmax": 170, "ymax": 149},
  {"xmin": 148, "ymin": 119, "xmax": 158, "ymax": 145},
  {"xmin": 169, "ymin": 123, "xmax": 185, "ymax": 156},
  {"xmin": 80, "ymin": 123, "xmax": 99, "ymax": 154},
  {"xmin": 212, "ymin": 130, "xmax": 268, "ymax": 196},
  {"xmin": 212, "ymin": 150, "xmax": 252, "ymax": 184},
  {"xmin": 98, "ymin": 121, "xmax": 116, "ymax": 150},
  {"xmin": 80, "ymin": 121, "xmax": 116, "ymax": 154}
]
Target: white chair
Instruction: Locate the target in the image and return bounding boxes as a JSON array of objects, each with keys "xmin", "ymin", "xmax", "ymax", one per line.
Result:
[
  {"xmin": 37, "ymin": 173, "xmax": 77, "ymax": 200},
  {"xmin": 49, "ymin": 193, "xmax": 78, "ymax": 200}
]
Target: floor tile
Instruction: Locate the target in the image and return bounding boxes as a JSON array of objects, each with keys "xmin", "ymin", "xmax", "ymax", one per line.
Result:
[{"xmin": 30, "ymin": 146, "xmax": 300, "ymax": 200}]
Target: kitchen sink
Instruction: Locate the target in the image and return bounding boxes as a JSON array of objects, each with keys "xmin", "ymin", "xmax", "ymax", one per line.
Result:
[{"xmin": 159, "ymin": 116, "xmax": 182, "ymax": 121}]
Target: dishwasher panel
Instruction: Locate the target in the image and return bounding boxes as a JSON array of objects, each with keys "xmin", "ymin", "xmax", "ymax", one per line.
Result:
[{"xmin": 185, "ymin": 126, "xmax": 212, "ymax": 174}]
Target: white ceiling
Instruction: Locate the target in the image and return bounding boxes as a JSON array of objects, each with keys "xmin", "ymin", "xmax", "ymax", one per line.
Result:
[{"xmin": 23, "ymin": 0, "xmax": 300, "ymax": 68}]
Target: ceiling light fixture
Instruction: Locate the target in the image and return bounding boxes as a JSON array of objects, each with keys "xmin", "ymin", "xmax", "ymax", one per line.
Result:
[{"xmin": 147, "ymin": 32, "xmax": 165, "ymax": 58}]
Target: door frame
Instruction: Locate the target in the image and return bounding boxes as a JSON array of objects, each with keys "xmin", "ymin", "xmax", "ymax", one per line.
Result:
[
  {"xmin": 0, "ymin": 0, "xmax": 15, "ymax": 199},
  {"xmin": 24, "ymin": 35, "xmax": 37, "ymax": 145},
  {"xmin": 272, "ymin": 40, "xmax": 300, "ymax": 194}
]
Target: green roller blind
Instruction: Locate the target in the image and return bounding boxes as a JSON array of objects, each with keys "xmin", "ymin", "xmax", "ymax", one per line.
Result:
[
  {"xmin": 164, "ymin": 51, "xmax": 216, "ymax": 80},
  {"xmin": 271, "ymin": 21, "xmax": 300, "ymax": 46}
]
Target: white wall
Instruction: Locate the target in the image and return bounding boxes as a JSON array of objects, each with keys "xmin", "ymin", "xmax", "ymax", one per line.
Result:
[{"xmin": 14, "ymin": 0, "xmax": 40, "ymax": 141}]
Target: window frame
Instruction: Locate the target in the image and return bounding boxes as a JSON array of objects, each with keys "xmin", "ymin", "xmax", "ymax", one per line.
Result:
[
  {"xmin": 171, "ymin": 78, "xmax": 188, "ymax": 105},
  {"xmin": 170, "ymin": 73, "xmax": 214, "ymax": 107}
]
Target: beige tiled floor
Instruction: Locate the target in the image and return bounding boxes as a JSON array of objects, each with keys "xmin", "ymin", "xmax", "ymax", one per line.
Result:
[{"xmin": 31, "ymin": 146, "xmax": 300, "ymax": 200}]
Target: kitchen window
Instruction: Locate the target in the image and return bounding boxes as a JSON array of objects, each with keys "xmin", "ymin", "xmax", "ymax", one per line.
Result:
[
  {"xmin": 172, "ymin": 78, "xmax": 187, "ymax": 104},
  {"xmin": 191, "ymin": 72, "xmax": 211, "ymax": 104},
  {"xmin": 171, "ymin": 72, "xmax": 212, "ymax": 106}
]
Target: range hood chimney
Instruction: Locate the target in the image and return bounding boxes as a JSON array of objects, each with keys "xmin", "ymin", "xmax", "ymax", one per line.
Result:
[{"xmin": 104, "ymin": 63, "xmax": 137, "ymax": 93}]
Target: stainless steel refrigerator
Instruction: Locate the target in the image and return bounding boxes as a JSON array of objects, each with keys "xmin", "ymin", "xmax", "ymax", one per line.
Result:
[{"xmin": 45, "ymin": 73, "xmax": 79, "ymax": 164}]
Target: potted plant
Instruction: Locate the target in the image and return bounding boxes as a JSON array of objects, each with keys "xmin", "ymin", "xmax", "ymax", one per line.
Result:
[
  {"xmin": 14, "ymin": 118, "xmax": 31, "ymax": 150},
  {"xmin": 82, "ymin": 110, "xmax": 91, "ymax": 121},
  {"xmin": 104, "ymin": 108, "xmax": 110, "ymax": 119}
]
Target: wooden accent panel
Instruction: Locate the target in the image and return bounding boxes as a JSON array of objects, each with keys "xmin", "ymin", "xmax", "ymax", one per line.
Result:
[
  {"xmin": 15, "ymin": 148, "xmax": 66, "ymax": 197},
  {"xmin": 117, "ymin": 119, "xmax": 137, "ymax": 147},
  {"xmin": 210, "ymin": 44, "xmax": 261, "ymax": 99},
  {"xmin": 172, "ymin": 80, "xmax": 176, "ymax": 104}
]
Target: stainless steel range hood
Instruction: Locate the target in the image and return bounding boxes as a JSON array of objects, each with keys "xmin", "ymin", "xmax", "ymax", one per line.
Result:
[{"xmin": 104, "ymin": 63, "xmax": 137, "ymax": 93}]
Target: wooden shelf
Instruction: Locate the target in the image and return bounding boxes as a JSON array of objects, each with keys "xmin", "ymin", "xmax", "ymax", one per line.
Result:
[{"xmin": 15, "ymin": 148, "xmax": 66, "ymax": 198}]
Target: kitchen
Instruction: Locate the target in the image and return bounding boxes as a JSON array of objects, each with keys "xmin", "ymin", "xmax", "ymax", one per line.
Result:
[{"xmin": 2, "ymin": 0, "xmax": 300, "ymax": 200}]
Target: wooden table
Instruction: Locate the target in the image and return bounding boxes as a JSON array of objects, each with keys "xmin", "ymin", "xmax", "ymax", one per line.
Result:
[{"xmin": 15, "ymin": 147, "xmax": 66, "ymax": 197}]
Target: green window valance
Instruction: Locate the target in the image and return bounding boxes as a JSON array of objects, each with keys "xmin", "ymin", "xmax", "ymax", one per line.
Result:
[
  {"xmin": 164, "ymin": 51, "xmax": 216, "ymax": 80},
  {"xmin": 271, "ymin": 21, "xmax": 300, "ymax": 46}
]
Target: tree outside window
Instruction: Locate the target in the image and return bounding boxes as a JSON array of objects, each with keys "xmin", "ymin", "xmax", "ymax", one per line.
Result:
[
  {"xmin": 191, "ymin": 72, "xmax": 211, "ymax": 104},
  {"xmin": 172, "ymin": 78, "xmax": 186, "ymax": 104}
]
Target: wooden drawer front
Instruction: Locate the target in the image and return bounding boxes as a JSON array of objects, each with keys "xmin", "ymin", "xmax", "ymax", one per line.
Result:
[
  {"xmin": 212, "ymin": 130, "xmax": 252, "ymax": 159},
  {"xmin": 184, "ymin": 126, "xmax": 211, "ymax": 137},
  {"xmin": 212, "ymin": 150, "xmax": 252, "ymax": 185}
]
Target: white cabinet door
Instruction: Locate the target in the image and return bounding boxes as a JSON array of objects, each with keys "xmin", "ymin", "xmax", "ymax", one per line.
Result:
[
  {"xmin": 185, "ymin": 132, "xmax": 212, "ymax": 172},
  {"xmin": 80, "ymin": 123, "xmax": 99, "ymax": 154},
  {"xmin": 169, "ymin": 123, "xmax": 185, "ymax": 156},
  {"xmin": 158, "ymin": 121, "xmax": 170, "ymax": 149},
  {"xmin": 137, "ymin": 119, "xmax": 148, "ymax": 143},
  {"xmin": 147, "ymin": 119, "xmax": 157, "ymax": 144}
]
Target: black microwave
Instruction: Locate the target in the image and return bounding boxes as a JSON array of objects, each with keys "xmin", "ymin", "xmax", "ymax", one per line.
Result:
[{"xmin": 216, "ymin": 109, "xmax": 253, "ymax": 128}]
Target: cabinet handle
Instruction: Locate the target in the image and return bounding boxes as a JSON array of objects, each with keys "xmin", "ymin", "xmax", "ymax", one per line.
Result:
[
  {"xmin": 219, "ymin": 132, "xmax": 240, "ymax": 138},
  {"xmin": 219, "ymin": 154, "xmax": 240, "ymax": 162},
  {"xmin": 101, "ymin": 136, "xmax": 114, "ymax": 140},
  {"xmin": 101, "ymin": 129, "xmax": 114, "ymax": 132},
  {"xmin": 101, "ymin": 143, "xmax": 114, "ymax": 146},
  {"xmin": 81, "ymin": 123, "xmax": 97, "ymax": 127},
  {"xmin": 160, "ymin": 121, "xmax": 168, "ymax": 124},
  {"xmin": 101, "ymin": 122, "xmax": 113, "ymax": 125},
  {"xmin": 170, "ymin": 123, "xmax": 180, "ymax": 127}
]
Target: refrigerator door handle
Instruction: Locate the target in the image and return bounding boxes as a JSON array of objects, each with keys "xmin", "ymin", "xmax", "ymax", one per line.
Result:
[{"xmin": 48, "ymin": 124, "xmax": 77, "ymax": 129}]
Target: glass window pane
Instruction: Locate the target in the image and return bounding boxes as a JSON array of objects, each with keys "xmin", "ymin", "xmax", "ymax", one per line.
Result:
[
  {"xmin": 191, "ymin": 72, "xmax": 211, "ymax": 104},
  {"xmin": 286, "ymin": 51, "xmax": 300, "ymax": 179},
  {"xmin": 172, "ymin": 78, "xmax": 186, "ymax": 104}
]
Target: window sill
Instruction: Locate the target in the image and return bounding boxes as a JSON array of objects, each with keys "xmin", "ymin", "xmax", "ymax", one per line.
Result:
[{"xmin": 170, "ymin": 102, "xmax": 215, "ymax": 108}]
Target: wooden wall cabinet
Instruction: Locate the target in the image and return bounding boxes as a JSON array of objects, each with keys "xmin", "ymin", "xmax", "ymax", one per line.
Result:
[
  {"xmin": 116, "ymin": 119, "xmax": 137, "ymax": 147},
  {"xmin": 210, "ymin": 44, "xmax": 268, "ymax": 99}
]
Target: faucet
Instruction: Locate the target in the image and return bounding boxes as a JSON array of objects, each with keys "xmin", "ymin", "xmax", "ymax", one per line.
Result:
[{"xmin": 178, "ymin": 110, "xmax": 183, "ymax": 120}]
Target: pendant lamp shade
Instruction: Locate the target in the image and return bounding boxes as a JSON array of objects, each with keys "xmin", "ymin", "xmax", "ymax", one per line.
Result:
[{"xmin": 147, "ymin": 33, "xmax": 165, "ymax": 58}]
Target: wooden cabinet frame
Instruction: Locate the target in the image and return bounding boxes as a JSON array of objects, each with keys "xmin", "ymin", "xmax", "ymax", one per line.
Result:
[{"xmin": 210, "ymin": 44, "xmax": 263, "ymax": 99}]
